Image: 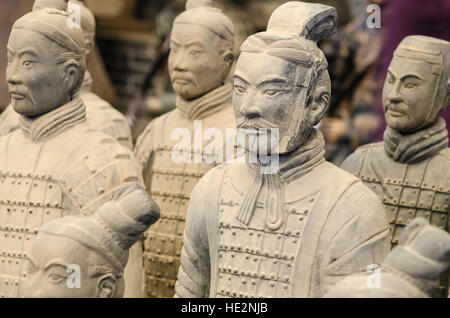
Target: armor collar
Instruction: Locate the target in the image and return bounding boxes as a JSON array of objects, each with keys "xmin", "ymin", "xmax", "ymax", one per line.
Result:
[
  {"xmin": 384, "ymin": 117, "xmax": 448, "ymax": 164},
  {"xmin": 80, "ymin": 70, "xmax": 93, "ymax": 94},
  {"xmin": 19, "ymin": 95, "xmax": 87, "ymax": 142},
  {"xmin": 236, "ymin": 129, "xmax": 325, "ymax": 229},
  {"xmin": 176, "ymin": 82, "xmax": 232, "ymax": 120}
]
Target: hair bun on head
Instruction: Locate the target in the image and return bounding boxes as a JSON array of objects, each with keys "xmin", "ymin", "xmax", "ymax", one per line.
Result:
[
  {"xmin": 267, "ymin": 1, "xmax": 337, "ymax": 43},
  {"xmin": 186, "ymin": 0, "xmax": 215, "ymax": 10},
  {"xmin": 33, "ymin": 0, "xmax": 69, "ymax": 11}
]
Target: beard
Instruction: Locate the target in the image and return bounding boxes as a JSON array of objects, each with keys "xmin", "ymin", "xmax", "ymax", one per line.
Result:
[{"xmin": 171, "ymin": 72, "xmax": 199, "ymax": 100}]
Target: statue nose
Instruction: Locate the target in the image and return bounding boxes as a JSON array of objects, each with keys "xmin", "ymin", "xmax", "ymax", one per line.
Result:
[
  {"xmin": 388, "ymin": 95, "xmax": 403, "ymax": 104},
  {"xmin": 240, "ymin": 104, "xmax": 262, "ymax": 119}
]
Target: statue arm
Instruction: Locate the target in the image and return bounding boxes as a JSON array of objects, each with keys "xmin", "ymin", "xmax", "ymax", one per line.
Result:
[
  {"xmin": 60, "ymin": 141, "xmax": 157, "ymax": 297},
  {"xmin": 320, "ymin": 182, "xmax": 390, "ymax": 295},
  {"xmin": 175, "ymin": 167, "xmax": 223, "ymax": 298}
]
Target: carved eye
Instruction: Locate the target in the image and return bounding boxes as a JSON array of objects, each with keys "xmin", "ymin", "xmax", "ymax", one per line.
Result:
[
  {"xmin": 189, "ymin": 50, "xmax": 201, "ymax": 57},
  {"xmin": 234, "ymin": 86, "xmax": 247, "ymax": 95},
  {"xmin": 404, "ymin": 82, "xmax": 417, "ymax": 89},
  {"xmin": 48, "ymin": 274, "xmax": 65, "ymax": 284},
  {"xmin": 264, "ymin": 90, "xmax": 280, "ymax": 97},
  {"xmin": 23, "ymin": 60, "xmax": 33, "ymax": 67}
]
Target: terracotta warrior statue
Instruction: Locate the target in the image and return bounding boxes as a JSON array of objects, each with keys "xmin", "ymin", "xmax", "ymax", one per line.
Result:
[
  {"xmin": 134, "ymin": 0, "xmax": 236, "ymax": 297},
  {"xmin": 341, "ymin": 35, "xmax": 450, "ymax": 297},
  {"xmin": 325, "ymin": 218, "xmax": 450, "ymax": 298},
  {"xmin": 0, "ymin": 0, "xmax": 133, "ymax": 150},
  {"xmin": 0, "ymin": 0, "xmax": 158, "ymax": 298},
  {"xmin": 23, "ymin": 183, "xmax": 159, "ymax": 298},
  {"xmin": 174, "ymin": 1, "xmax": 390, "ymax": 298}
]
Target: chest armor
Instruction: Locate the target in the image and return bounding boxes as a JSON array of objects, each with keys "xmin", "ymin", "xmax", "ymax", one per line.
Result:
[
  {"xmin": 354, "ymin": 146, "xmax": 450, "ymax": 297},
  {"xmin": 0, "ymin": 139, "xmax": 72, "ymax": 298},
  {"xmin": 142, "ymin": 117, "xmax": 226, "ymax": 298},
  {"xmin": 214, "ymin": 167, "xmax": 321, "ymax": 298}
]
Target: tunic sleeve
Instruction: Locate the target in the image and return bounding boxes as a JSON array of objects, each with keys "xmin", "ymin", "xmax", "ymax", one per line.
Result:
[{"xmin": 319, "ymin": 181, "xmax": 390, "ymax": 295}]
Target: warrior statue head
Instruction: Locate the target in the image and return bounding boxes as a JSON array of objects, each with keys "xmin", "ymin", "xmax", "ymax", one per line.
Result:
[
  {"xmin": 383, "ymin": 35, "xmax": 450, "ymax": 134},
  {"xmin": 6, "ymin": 0, "xmax": 85, "ymax": 118},
  {"xmin": 68, "ymin": 0, "xmax": 96, "ymax": 60},
  {"xmin": 169, "ymin": 0, "xmax": 234, "ymax": 100},
  {"xmin": 23, "ymin": 184, "xmax": 160, "ymax": 298},
  {"xmin": 233, "ymin": 1, "xmax": 337, "ymax": 155}
]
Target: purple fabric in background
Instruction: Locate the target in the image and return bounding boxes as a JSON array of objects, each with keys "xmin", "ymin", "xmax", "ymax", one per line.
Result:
[{"xmin": 372, "ymin": 0, "xmax": 450, "ymax": 142}]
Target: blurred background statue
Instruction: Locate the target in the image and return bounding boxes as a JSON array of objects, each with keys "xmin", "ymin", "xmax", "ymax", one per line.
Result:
[
  {"xmin": 133, "ymin": 0, "xmax": 236, "ymax": 298},
  {"xmin": 0, "ymin": 0, "xmax": 159, "ymax": 298},
  {"xmin": 341, "ymin": 35, "xmax": 450, "ymax": 297},
  {"xmin": 0, "ymin": 0, "xmax": 134, "ymax": 149}
]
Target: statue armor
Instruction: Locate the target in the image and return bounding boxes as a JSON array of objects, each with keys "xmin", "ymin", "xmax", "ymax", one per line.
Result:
[
  {"xmin": 0, "ymin": 98, "xmax": 143, "ymax": 298},
  {"xmin": 134, "ymin": 83, "xmax": 235, "ymax": 297},
  {"xmin": 341, "ymin": 139, "xmax": 450, "ymax": 297},
  {"xmin": 175, "ymin": 130, "xmax": 390, "ymax": 298},
  {"xmin": 342, "ymin": 142, "xmax": 450, "ymax": 246},
  {"xmin": 0, "ymin": 72, "xmax": 133, "ymax": 150}
]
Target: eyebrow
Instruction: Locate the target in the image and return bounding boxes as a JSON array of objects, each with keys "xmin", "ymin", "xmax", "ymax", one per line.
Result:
[
  {"xmin": 387, "ymin": 69, "xmax": 397, "ymax": 78},
  {"xmin": 185, "ymin": 40, "xmax": 206, "ymax": 48},
  {"xmin": 399, "ymin": 73, "xmax": 424, "ymax": 81},
  {"xmin": 18, "ymin": 49, "xmax": 38, "ymax": 58},
  {"xmin": 258, "ymin": 75, "xmax": 288, "ymax": 87},
  {"xmin": 43, "ymin": 259, "xmax": 70, "ymax": 271},
  {"xmin": 170, "ymin": 38, "xmax": 181, "ymax": 46},
  {"xmin": 233, "ymin": 73, "xmax": 250, "ymax": 85},
  {"xmin": 388, "ymin": 69, "xmax": 424, "ymax": 81}
]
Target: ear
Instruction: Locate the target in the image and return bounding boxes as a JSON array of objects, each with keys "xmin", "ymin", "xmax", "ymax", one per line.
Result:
[
  {"xmin": 97, "ymin": 275, "xmax": 117, "ymax": 298},
  {"xmin": 221, "ymin": 49, "xmax": 234, "ymax": 79},
  {"xmin": 62, "ymin": 59, "xmax": 80, "ymax": 95},
  {"xmin": 308, "ymin": 86, "xmax": 330, "ymax": 126}
]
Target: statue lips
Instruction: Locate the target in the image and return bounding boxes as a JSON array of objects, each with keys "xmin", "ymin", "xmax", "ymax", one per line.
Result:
[
  {"xmin": 172, "ymin": 74, "xmax": 196, "ymax": 86},
  {"xmin": 9, "ymin": 90, "xmax": 26, "ymax": 100},
  {"xmin": 386, "ymin": 104, "xmax": 408, "ymax": 118}
]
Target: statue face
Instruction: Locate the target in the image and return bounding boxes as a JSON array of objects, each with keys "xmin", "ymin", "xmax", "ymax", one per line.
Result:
[
  {"xmin": 383, "ymin": 56, "xmax": 439, "ymax": 133},
  {"xmin": 6, "ymin": 29, "xmax": 70, "ymax": 117},
  {"xmin": 23, "ymin": 234, "xmax": 97, "ymax": 298},
  {"xmin": 233, "ymin": 52, "xmax": 311, "ymax": 154},
  {"xmin": 169, "ymin": 23, "xmax": 228, "ymax": 100}
]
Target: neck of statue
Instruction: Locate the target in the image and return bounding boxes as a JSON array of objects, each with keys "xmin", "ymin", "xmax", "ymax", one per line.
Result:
[{"xmin": 19, "ymin": 95, "xmax": 87, "ymax": 142}]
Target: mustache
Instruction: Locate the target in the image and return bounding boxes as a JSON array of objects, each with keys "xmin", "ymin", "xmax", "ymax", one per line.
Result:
[
  {"xmin": 171, "ymin": 72, "xmax": 197, "ymax": 86},
  {"xmin": 237, "ymin": 117, "xmax": 278, "ymax": 130},
  {"xmin": 384, "ymin": 102, "xmax": 409, "ymax": 113},
  {"xmin": 9, "ymin": 87, "xmax": 26, "ymax": 96},
  {"xmin": 9, "ymin": 86, "xmax": 37, "ymax": 105}
]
